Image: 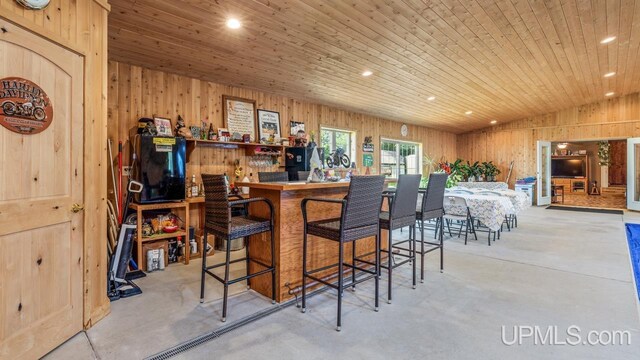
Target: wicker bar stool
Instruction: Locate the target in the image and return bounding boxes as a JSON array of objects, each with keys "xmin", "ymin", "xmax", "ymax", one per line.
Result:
[
  {"xmin": 414, "ymin": 173, "xmax": 447, "ymax": 281},
  {"xmin": 379, "ymin": 174, "xmax": 421, "ymax": 303},
  {"xmin": 200, "ymin": 174, "xmax": 276, "ymax": 322},
  {"xmin": 355, "ymin": 175, "xmax": 421, "ymax": 303},
  {"xmin": 258, "ymin": 171, "xmax": 289, "ymax": 182},
  {"xmin": 301, "ymin": 175, "xmax": 386, "ymax": 331}
]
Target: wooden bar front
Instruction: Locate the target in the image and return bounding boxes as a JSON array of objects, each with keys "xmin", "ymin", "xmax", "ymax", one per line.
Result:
[{"xmin": 235, "ymin": 181, "xmax": 381, "ymax": 302}]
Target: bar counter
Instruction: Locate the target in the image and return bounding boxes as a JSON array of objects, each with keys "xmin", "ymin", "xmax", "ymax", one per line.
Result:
[{"xmin": 235, "ymin": 180, "xmax": 384, "ymax": 302}]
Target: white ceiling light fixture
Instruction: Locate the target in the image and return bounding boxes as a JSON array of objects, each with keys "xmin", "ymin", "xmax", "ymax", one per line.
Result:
[
  {"xmin": 604, "ymin": 72, "xmax": 616, "ymax": 78},
  {"xmin": 362, "ymin": 70, "xmax": 373, "ymax": 77},
  {"xmin": 427, "ymin": 96, "xmax": 436, "ymax": 101},
  {"xmin": 465, "ymin": 111, "xmax": 472, "ymax": 115},
  {"xmin": 605, "ymin": 91, "xmax": 615, "ymax": 97},
  {"xmin": 557, "ymin": 143, "xmax": 568, "ymax": 149},
  {"xmin": 490, "ymin": 120, "xmax": 497, "ymax": 125},
  {"xmin": 226, "ymin": 18, "xmax": 242, "ymax": 29},
  {"xmin": 600, "ymin": 36, "xmax": 616, "ymax": 44}
]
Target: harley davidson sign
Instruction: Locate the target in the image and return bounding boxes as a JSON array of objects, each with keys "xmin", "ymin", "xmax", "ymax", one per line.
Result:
[{"xmin": 0, "ymin": 77, "xmax": 53, "ymax": 134}]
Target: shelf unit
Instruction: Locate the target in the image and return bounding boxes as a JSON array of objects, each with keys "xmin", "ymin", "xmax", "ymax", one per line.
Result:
[
  {"xmin": 185, "ymin": 139, "xmax": 283, "ymax": 162},
  {"xmin": 129, "ymin": 201, "xmax": 191, "ymax": 266}
]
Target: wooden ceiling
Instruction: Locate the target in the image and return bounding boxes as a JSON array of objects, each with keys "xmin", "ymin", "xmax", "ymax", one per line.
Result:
[{"xmin": 108, "ymin": 0, "xmax": 640, "ymax": 133}]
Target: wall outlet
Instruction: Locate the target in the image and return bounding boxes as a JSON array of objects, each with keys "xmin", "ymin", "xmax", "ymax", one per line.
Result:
[{"xmin": 122, "ymin": 166, "xmax": 132, "ymax": 176}]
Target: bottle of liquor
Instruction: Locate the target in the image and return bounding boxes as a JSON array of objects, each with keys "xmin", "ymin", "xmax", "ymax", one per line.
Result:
[
  {"xmin": 223, "ymin": 172, "xmax": 230, "ymax": 193},
  {"xmin": 207, "ymin": 123, "xmax": 215, "ymax": 140},
  {"xmin": 249, "ymin": 172, "xmax": 254, "ymax": 182},
  {"xmin": 190, "ymin": 174, "xmax": 198, "ymax": 198}
]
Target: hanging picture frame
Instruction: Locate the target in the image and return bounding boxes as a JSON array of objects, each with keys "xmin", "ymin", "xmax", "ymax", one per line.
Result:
[
  {"xmin": 290, "ymin": 121, "xmax": 305, "ymax": 136},
  {"xmin": 222, "ymin": 95, "xmax": 257, "ymax": 142},
  {"xmin": 257, "ymin": 109, "xmax": 281, "ymax": 142},
  {"xmin": 153, "ymin": 117, "xmax": 173, "ymax": 136}
]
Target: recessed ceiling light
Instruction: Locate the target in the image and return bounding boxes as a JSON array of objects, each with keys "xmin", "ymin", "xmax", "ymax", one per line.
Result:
[
  {"xmin": 605, "ymin": 92, "xmax": 615, "ymax": 97},
  {"xmin": 362, "ymin": 70, "xmax": 373, "ymax": 77},
  {"xmin": 604, "ymin": 72, "xmax": 616, "ymax": 77},
  {"xmin": 465, "ymin": 111, "xmax": 473, "ymax": 115},
  {"xmin": 226, "ymin": 18, "xmax": 242, "ymax": 29},
  {"xmin": 600, "ymin": 36, "xmax": 616, "ymax": 44},
  {"xmin": 490, "ymin": 120, "xmax": 497, "ymax": 125},
  {"xmin": 427, "ymin": 96, "xmax": 436, "ymax": 101}
]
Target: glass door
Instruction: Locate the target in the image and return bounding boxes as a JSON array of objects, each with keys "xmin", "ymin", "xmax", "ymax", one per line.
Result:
[
  {"xmin": 627, "ymin": 138, "xmax": 640, "ymax": 210},
  {"xmin": 537, "ymin": 140, "xmax": 552, "ymax": 205}
]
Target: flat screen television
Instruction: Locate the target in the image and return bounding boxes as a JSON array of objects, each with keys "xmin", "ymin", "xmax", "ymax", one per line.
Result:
[{"xmin": 551, "ymin": 158, "xmax": 586, "ymax": 178}]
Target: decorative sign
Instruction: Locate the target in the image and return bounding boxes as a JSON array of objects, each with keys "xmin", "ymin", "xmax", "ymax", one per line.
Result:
[
  {"xmin": 362, "ymin": 143, "xmax": 374, "ymax": 153},
  {"xmin": 257, "ymin": 109, "xmax": 281, "ymax": 142},
  {"xmin": 363, "ymin": 153, "xmax": 374, "ymax": 167},
  {"xmin": 15, "ymin": 0, "xmax": 51, "ymax": 10},
  {"xmin": 0, "ymin": 77, "xmax": 53, "ymax": 135},
  {"xmin": 223, "ymin": 95, "xmax": 256, "ymax": 142},
  {"xmin": 153, "ymin": 117, "xmax": 173, "ymax": 136}
]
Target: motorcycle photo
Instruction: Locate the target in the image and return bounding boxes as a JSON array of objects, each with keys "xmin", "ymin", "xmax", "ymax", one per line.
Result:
[{"xmin": 2, "ymin": 97, "xmax": 47, "ymax": 121}]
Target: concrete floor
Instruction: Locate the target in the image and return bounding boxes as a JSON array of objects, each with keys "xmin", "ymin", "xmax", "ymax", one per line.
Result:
[{"xmin": 45, "ymin": 207, "xmax": 640, "ymax": 359}]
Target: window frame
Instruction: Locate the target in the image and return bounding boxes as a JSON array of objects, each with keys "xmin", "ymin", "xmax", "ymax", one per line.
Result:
[
  {"xmin": 320, "ymin": 126, "xmax": 356, "ymax": 166},
  {"xmin": 379, "ymin": 138, "xmax": 422, "ymax": 179}
]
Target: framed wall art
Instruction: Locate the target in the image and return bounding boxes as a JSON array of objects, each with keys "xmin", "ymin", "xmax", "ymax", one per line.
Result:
[
  {"xmin": 153, "ymin": 117, "xmax": 173, "ymax": 136},
  {"xmin": 290, "ymin": 121, "xmax": 305, "ymax": 136},
  {"xmin": 257, "ymin": 109, "xmax": 281, "ymax": 142},
  {"xmin": 222, "ymin": 95, "xmax": 257, "ymax": 142}
]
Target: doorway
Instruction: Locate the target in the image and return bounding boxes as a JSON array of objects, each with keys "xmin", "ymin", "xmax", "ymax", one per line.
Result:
[{"xmin": 548, "ymin": 140, "xmax": 626, "ymax": 209}]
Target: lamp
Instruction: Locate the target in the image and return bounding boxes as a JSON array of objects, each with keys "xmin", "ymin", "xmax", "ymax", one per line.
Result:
[{"xmin": 557, "ymin": 143, "xmax": 568, "ymax": 149}]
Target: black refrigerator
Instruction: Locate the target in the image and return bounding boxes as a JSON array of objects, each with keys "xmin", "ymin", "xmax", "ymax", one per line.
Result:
[
  {"xmin": 285, "ymin": 146, "xmax": 324, "ymax": 181},
  {"xmin": 134, "ymin": 136, "xmax": 186, "ymax": 203}
]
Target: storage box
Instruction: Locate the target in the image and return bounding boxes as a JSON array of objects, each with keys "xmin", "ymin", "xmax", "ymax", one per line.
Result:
[{"xmin": 134, "ymin": 240, "xmax": 168, "ymax": 270}]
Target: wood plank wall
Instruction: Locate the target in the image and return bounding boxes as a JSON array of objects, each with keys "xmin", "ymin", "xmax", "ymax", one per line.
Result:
[
  {"xmin": 457, "ymin": 92, "xmax": 640, "ymax": 188},
  {"xmin": 0, "ymin": 0, "xmax": 110, "ymax": 328},
  {"xmin": 108, "ymin": 61, "xmax": 458, "ymax": 229}
]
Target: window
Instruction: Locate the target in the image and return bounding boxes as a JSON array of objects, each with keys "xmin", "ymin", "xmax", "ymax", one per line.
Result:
[
  {"xmin": 320, "ymin": 127, "xmax": 355, "ymax": 166},
  {"xmin": 380, "ymin": 139, "xmax": 422, "ymax": 178}
]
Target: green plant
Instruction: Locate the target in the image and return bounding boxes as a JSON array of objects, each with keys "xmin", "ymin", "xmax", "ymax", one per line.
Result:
[
  {"xmin": 458, "ymin": 162, "xmax": 472, "ymax": 180},
  {"xmin": 482, "ymin": 161, "xmax": 501, "ymax": 177},
  {"xmin": 598, "ymin": 141, "xmax": 611, "ymax": 166},
  {"xmin": 468, "ymin": 161, "xmax": 482, "ymax": 178}
]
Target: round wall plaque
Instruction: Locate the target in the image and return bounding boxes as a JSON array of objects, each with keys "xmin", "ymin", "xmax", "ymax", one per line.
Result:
[
  {"xmin": 0, "ymin": 77, "xmax": 53, "ymax": 135},
  {"xmin": 400, "ymin": 124, "xmax": 408, "ymax": 137},
  {"xmin": 15, "ymin": 0, "xmax": 50, "ymax": 10}
]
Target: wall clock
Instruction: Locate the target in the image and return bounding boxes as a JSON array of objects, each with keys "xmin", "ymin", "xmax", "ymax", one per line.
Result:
[
  {"xmin": 400, "ymin": 124, "xmax": 408, "ymax": 137},
  {"xmin": 15, "ymin": 0, "xmax": 50, "ymax": 10}
]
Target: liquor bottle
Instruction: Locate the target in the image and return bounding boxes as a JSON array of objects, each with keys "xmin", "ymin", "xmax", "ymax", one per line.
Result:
[
  {"xmin": 208, "ymin": 123, "xmax": 215, "ymax": 140},
  {"xmin": 190, "ymin": 175, "xmax": 198, "ymax": 198},
  {"xmin": 223, "ymin": 172, "xmax": 230, "ymax": 193},
  {"xmin": 249, "ymin": 172, "xmax": 255, "ymax": 183}
]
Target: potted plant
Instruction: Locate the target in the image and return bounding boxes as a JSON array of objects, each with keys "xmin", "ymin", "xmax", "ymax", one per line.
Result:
[
  {"xmin": 598, "ymin": 141, "xmax": 611, "ymax": 188},
  {"xmin": 459, "ymin": 162, "xmax": 472, "ymax": 181},
  {"xmin": 482, "ymin": 161, "xmax": 501, "ymax": 181},
  {"xmin": 468, "ymin": 161, "xmax": 482, "ymax": 181}
]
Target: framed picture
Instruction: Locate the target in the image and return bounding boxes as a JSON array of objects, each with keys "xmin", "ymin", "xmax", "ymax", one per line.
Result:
[
  {"xmin": 189, "ymin": 126, "xmax": 201, "ymax": 139},
  {"xmin": 154, "ymin": 117, "xmax": 173, "ymax": 136},
  {"xmin": 257, "ymin": 109, "xmax": 281, "ymax": 142},
  {"xmin": 223, "ymin": 95, "xmax": 257, "ymax": 142},
  {"xmin": 290, "ymin": 121, "xmax": 305, "ymax": 136}
]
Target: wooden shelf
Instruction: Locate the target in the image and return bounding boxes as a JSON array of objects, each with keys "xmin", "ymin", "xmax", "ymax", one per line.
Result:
[
  {"xmin": 129, "ymin": 201, "xmax": 191, "ymax": 266},
  {"xmin": 185, "ymin": 139, "xmax": 283, "ymax": 161},
  {"xmin": 139, "ymin": 230, "xmax": 187, "ymax": 242}
]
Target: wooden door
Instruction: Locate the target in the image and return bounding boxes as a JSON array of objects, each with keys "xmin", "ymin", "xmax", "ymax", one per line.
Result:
[
  {"xmin": 0, "ymin": 19, "xmax": 84, "ymax": 359},
  {"xmin": 609, "ymin": 140, "xmax": 627, "ymax": 186}
]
